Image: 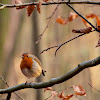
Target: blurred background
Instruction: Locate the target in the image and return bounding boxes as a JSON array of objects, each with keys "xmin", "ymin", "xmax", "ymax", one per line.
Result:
[{"xmin": 0, "ymin": 0, "xmax": 100, "ymax": 100}]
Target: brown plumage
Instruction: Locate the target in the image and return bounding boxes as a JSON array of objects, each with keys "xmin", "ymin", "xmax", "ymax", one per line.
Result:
[{"xmin": 20, "ymin": 53, "xmax": 45, "ymax": 79}]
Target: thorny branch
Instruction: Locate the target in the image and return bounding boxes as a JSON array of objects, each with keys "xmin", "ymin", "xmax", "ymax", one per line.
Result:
[
  {"xmin": 0, "ymin": 1, "xmax": 100, "ymax": 10},
  {"xmin": 0, "ymin": 56, "xmax": 100, "ymax": 94}
]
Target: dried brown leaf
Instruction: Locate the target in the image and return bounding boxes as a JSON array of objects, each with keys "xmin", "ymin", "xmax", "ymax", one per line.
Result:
[
  {"xmin": 82, "ymin": 19, "xmax": 90, "ymax": 27},
  {"xmin": 68, "ymin": 12, "xmax": 78, "ymax": 22},
  {"xmin": 43, "ymin": 0, "xmax": 49, "ymax": 2},
  {"xmin": 56, "ymin": 16, "xmax": 68, "ymax": 24},
  {"xmin": 49, "ymin": 91, "xmax": 57, "ymax": 100},
  {"xmin": 37, "ymin": 2, "xmax": 42, "ymax": 14},
  {"xmin": 15, "ymin": 0, "xmax": 26, "ymax": 10},
  {"xmin": 96, "ymin": 33, "xmax": 100, "ymax": 47},
  {"xmin": 72, "ymin": 85, "xmax": 86, "ymax": 96},
  {"xmin": 56, "ymin": 12, "xmax": 78, "ymax": 25},
  {"xmin": 86, "ymin": 13, "xmax": 96, "ymax": 19},
  {"xmin": 72, "ymin": 27, "xmax": 92, "ymax": 34},
  {"xmin": 44, "ymin": 87, "xmax": 52, "ymax": 92},
  {"xmin": 58, "ymin": 90, "xmax": 64, "ymax": 98},
  {"xmin": 63, "ymin": 94, "xmax": 74, "ymax": 100},
  {"xmin": 82, "ymin": 13, "xmax": 100, "ymax": 27},
  {"xmin": 27, "ymin": 5, "xmax": 36, "ymax": 17}
]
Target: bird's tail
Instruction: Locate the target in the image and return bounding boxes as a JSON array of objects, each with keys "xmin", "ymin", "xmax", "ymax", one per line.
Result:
[{"xmin": 42, "ymin": 69, "xmax": 46, "ymax": 76}]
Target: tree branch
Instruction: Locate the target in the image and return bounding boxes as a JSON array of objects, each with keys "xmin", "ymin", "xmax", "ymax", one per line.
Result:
[
  {"xmin": 0, "ymin": 56, "xmax": 100, "ymax": 94},
  {"xmin": 0, "ymin": 76, "xmax": 24, "ymax": 100},
  {"xmin": 54, "ymin": 3, "xmax": 98, "ymax": 55},
  {"xmin": 66, "ymin": 3, "xmax": 98, "ymax": 31},
  {"xmin": 0, "ymin": 1, "xmax": 100, "ymax": 10},
  {"xmin": 35, "ymin": 4, "xmax": 59, "ymax": 44},
  {"xmin": 6, "ymin": 93, "xmax": 12, "ymax": 100}
]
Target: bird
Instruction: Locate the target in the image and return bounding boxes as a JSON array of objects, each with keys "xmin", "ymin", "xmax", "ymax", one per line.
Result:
[{"xmin": 20, "ymin": 53, "xmax": 45, "ymax": 82}]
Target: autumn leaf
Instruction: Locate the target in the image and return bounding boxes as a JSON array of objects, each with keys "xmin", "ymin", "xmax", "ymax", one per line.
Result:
[
  {"xmin": 27, "ymin": 5, "xmax": 36, "ymax": 17},
  {"xmin": 96, "ymin": 33, "xmax": 100, "ymax": 47},
  {"xmin": 82, "ymin": 13, "xmax": 100, "ymax": 27},
  {"xmin": 37, "ymin": 2, "xmax": 42, "ymax": 14},
  {"xmin": 43, "ymin": 0, "xmax": 48, "ymax": 1},
  {"xmin": 96, "ymin": 39, "xmax": 100, "ymax": 47},
  {"xmin": 58, "ymin": 90, "xmax": 73, "ymax": 100},
  {"xmin": 68, "ymin": 12, "xmax": 78, "ymax": 22},
  {"xmin": 86, "ymin": 13, "xmax": 96, "ymax": 19},
  {"xmin": 63, "ymin": 94, "xmax": 74, "ymax": 100},
  {"xmin": 58, "ymin": 90, "xmax": 64, "ymax": 98},
  {"xmin": 56, "ymin": 16, "xmax": 68, "ymax": 24},
  {"xmin": 82, "ymin": 19, "xmax": 90, "ymax": 27},
  {"xmin": 72, "ymin": 27, "xmax": 92, "ymax": 34},
  {"xmin": 56, "ymin": 12, "xmax": 78, "ymax": 25},
  {"xmin": 49, "ymin": 91, "xmax": 57, "ymax": 100},
  {"xmin": 44, "ymin": 87, "xmax": 52, "ymax": 92},
  {"xmin": 15, "ymin": 0, "xmax": 26, "ymax": 10},
  {"xmin": 72, "ymin": 85, "xmax": 86, "ymax": 96},
  {"xmin": 82, "ymin": 13, "xmax": 97, "ymax": 27}
]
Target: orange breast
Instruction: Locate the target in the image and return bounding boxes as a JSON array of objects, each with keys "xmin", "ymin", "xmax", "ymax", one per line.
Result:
[{"xmin": 20, "ymin": 57, "xmax": 33, "ymax": 70}]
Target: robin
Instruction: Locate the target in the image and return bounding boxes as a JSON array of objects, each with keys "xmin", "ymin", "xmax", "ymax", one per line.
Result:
[{"xmin": 20, "ymin": 53, "xmax": 45, "ymax": 81}]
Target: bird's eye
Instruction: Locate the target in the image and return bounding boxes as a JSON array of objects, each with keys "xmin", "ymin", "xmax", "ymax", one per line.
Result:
[{"xmin": 27, "ymin": 56, "xmax": 28, "ymax": 57}]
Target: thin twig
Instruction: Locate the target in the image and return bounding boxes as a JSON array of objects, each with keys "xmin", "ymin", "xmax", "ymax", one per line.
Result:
[
  {"xmin": 0, "ymin": 1, "xmax": 100, "ymax": 10},
  {"xmin": 55, "ymin": 33, "xmax": 88, "ymax": 56},
  {"xmin": 41, "ymin": 3, "xmax": 98, "ymax": 55},
  {"xmin": 68, "ymin": 0, "xmax": 70, "ymax": 3},
  {"xmin": 40, "ymin": 45, "xmax": 58, "ymax": 54},
  {"xmin": 35, "ymin": 4, "xmax": 59, "ymax": 44},
  {"xmin": 66, "ymin": 3, "xmax": 98, "ymax": 31},
  {"xmin": 0, "ymin": 76, "xmax": 9, "ymax": 87},
  {"xmin": 0, "ymin": 5, "xmax": 6, "ymax": 10},
  {"xmin": 0, "ymin": 76, "xmax": 24, "ymax": 100},
  {"xmin": 40, "ymin": 32, "xmax": 91, "ymax": 55},
  {"xmin": 88, "ymin": 83, "xmax": 100, "ymax": 92},
  {"xmin": 54, "ymin": 3, "xmax": 98, "ymax": 56}
]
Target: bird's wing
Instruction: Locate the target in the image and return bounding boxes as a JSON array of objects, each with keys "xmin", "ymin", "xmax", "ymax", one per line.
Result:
[
  {"xmin": 29, "ymin": 54, "xmax": 41, "ymax": 66},
  {"xmin": 29, "ymin": 54, "xmax": 46, "ymax": 76}
]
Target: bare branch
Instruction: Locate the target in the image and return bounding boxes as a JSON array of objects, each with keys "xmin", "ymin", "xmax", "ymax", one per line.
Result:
[
  {"xmin": 88, "ymin": 83, "xmax": 100, "ymax": 92},
  {"xmin": 0, "ymin": 76, "xmax": 9, "ymax": 87},
  {"xmin": 41, "ymin": 3, "xmax": 98, "ymax": 55},
  {"xmin": 55, "ymin": 33, "xmax": 87, "ymax": 56},
  {"xmin": 66, "ymin": 3, "xmax": 98, "ymax": 31},
  {"xmin": 0, "ymin": 56, "xmax": 100, "ymax": 94},
  {"xmin": 40, "ymin": 32, "xmax": 92, "ymax": 55},
  {"xmin": 0, "ymin": 76, "xmax": 24, "ymax": 100},
  {"xmin": 6, "ymin": 93, "xmax": 12, "ymax": 100},
  {"xmin": 0, "ymin": 1, "xmax": 100, "ymax": 10},
  {"xmin": 40, "ymin": 45, "xmax": 58, "ymax": 54},
  {"xmin": 35, "ymin": 4, "xmax": 59, "ymax": 44}
]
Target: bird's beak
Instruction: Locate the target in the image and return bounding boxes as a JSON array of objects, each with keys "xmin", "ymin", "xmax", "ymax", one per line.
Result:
[{"xmin": 20, "ymin": 56, "xmax": 24, "ymax": 58}]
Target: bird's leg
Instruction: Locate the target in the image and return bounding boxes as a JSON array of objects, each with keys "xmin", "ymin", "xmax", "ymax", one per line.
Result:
[
  {"xmin": 28, "ymin": 77, "xmax": 36, "ymax": 86},
  {"xmin": 25, "ymin": 77, "xmax": 30, "ymax": 85},
  {"xmin": 30, "ymin": 77, "xmax": 36, "ymax": 83}
]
